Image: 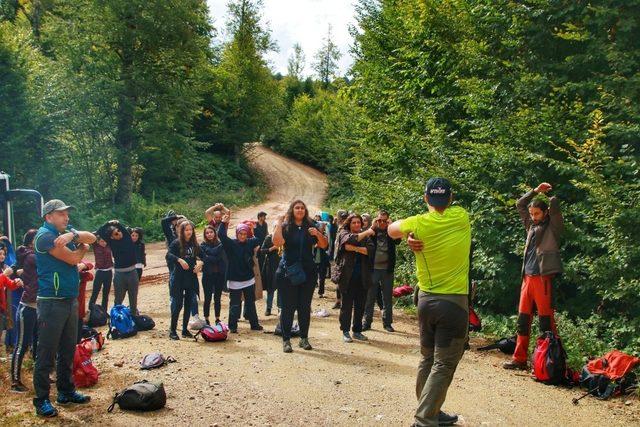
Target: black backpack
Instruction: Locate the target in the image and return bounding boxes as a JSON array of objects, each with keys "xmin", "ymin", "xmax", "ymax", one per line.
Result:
[
  {"xmin": 89, "ymin": 304, "xmax": 108, "ymax": 327},
  {"xmin": 108, "ymin": 380, "xmax": 167, "ymax": 412},
  {"xmin": 133, "ymin": 315, "xmax": 156, "ymax": 331},
  {"xmin": 478, "ymin": 337, "xmax": 517, "ymax": 355}
]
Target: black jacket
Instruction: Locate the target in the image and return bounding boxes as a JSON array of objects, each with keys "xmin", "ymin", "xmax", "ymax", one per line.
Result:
[
  {"xmin": 218, "ymin": 223, "xmax": 260, "ymax": 282},
  {"xmin": 134, "ymin": 241, "xmax": 146, "ymax": 266},
  {"xmin": 97, "ymin": 222, "xmax": 136, "ymax": 269},
  {"xmin": 200, "ymin": 241, "xmax": 225, "ymax": 275},
  {"xmin": 166, "ymin": 239, "xmax": 201, "ymax": 291}
]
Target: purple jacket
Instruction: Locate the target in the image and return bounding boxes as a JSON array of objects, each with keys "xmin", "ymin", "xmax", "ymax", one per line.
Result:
[{"xmin": 17, "ymin": 246, "xmax": 38, "ymax": 304}]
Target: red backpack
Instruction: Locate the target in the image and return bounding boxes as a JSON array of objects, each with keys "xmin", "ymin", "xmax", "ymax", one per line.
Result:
[
  {"xmin": 194, "ymin": 322, "xmax": 229, "ymax": 342},
  {"xmin": 468, "ymin": 307, "xmax": 482, "ymax": 332},
  {"xmin": 533, "ymin": 331, "xmax": 567, "ymax": 385},
  {"xmin": 73, "ymin": 342, "xmax": 99, "ymax": 388}
]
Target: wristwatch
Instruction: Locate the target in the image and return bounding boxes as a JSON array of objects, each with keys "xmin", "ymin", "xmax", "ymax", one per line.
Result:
[{"xmin": 70, "ymin": 228, "xmax": 80, "ymax": 244}]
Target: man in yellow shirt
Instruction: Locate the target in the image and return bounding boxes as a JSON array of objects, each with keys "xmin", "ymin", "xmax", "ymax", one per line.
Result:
[{"xmin": 388, "ymin": 177, "xmax": 471, "ymax": 427}]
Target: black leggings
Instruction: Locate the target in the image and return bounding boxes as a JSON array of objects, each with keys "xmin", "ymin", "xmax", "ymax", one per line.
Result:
[
  {"xmin": 339, "ymin": 273, "xmax": 367, "ymax": 333},
  {"xmin": 202, "ymin": 271, "xmax": 226, "ymax": 319},
  {"xmin": 11, "ymin": 304, "xmax": 38, "ymax": 383},
  {"xmin": 278, "ymin": 265, "xmax": 317, "ymax": 341},
  {"xmin": 89, "ymin": 269, "xmax": 112, "ymax": 308},
  {"xmin": 170, "ymin": 275, "xmax": 196, "ymax": 333}
]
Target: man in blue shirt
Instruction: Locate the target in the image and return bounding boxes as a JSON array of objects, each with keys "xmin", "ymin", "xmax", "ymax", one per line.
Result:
[{"xmin": 32, "ymin": 200, "xmax": 96, "ymax": 417}]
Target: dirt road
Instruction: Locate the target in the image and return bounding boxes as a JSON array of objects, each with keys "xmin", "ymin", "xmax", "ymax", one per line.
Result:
[{"xmin": 1, "ymin": 145, "xmax": 638, "ymax": 426}]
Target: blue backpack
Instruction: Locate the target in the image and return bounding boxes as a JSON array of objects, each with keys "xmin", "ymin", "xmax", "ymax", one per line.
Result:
[{"xmin": 107, "ymin": 305, "xmax": 138, "ymax": 339}]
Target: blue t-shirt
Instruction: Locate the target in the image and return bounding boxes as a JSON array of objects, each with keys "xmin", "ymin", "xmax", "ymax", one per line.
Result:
[{"xmin": 35, "ymin": 222, "xmax": 80, "ymax": 299}]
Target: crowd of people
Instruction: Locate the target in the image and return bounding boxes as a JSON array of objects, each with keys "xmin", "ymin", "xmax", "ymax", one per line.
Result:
[{"xmin": 0, "ymin": 177, "xmax": 564, "ymax": 426}]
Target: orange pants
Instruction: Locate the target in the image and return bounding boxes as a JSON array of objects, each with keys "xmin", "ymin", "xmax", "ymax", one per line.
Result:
[{"xmin": 513, "ymin": 274, "xmax": 557, "ymax": 363}]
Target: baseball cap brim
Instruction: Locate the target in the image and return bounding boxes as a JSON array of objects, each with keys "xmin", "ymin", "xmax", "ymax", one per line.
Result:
[{"xmin": 43, "ymin": 205, "xmax": 75, "ymax": 217}]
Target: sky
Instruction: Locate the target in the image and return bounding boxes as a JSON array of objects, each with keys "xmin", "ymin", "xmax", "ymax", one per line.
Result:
[{"xmin": 206, "ymin": 0, "xmax": 357, "ymax": 78}]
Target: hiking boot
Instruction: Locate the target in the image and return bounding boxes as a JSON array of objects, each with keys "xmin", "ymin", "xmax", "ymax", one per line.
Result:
[
  {"xmin": 503, "ymin": 360, "xmax": 528, "ymax": 370},
  {"xmin": 251, "ymin": 324, "xmax": 264, "ymax": 331},
  {"xmin": 57, "ymin": 390, "xmax": 91, "ymax": 405},
  {"xmin": 332, "ymin": 302, "xmax": 341, "ymax": 309},
  {"xmin": 353, "ymin": 332, "xmax": 368, "ymax": 341},
  {"xmin": 438, "ymin": 411, "xmax": 459, "ymax": 426},
  {"xmin": 34, "ymin": 398, "xmax": 58, "ymax": 417},
  {"xmin": 342, "ymin": 332, "xmax": 353, "ymax": 343},
  {"xmin": 283, "ymin": 340, "xmax": 293, "ymax": 353},
  {"xmin": 299, "ymin": 338, "xmax": 313, "ymax": 350},
  {"xmin": 11, "ymin": 381, "xmax": 29, "ymax": 393},
  {"xmin": 384, "ymin": 325, "xmax": 395, "ymax": 333},
  {"xmin": 169, "ymin": 330, "xmax": 179, "ymax": 340},
  {"xmin": 181, "ymin": 330, "xmax": 194, "ymax": 338},
  {"xmin": 362, "ymin": 323, "xmax": 371, "ymax": 331}
]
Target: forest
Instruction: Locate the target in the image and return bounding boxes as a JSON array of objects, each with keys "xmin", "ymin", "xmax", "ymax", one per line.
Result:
[{"xmin": 1, "ymin": 0, "xmax": 639, "ymax": 362}]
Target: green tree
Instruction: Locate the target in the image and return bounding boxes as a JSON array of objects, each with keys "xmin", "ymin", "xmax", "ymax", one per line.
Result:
[
  {"xmin": 213, "ymin": 0, "xmax": 281, "ymax": 162},
  {"xmin": 313, "ymin": 24, "xmax": 341, "ymax": 89},
  {"xmin": 287, "ymin": 42, "xmax": 305, "ymax": 79},
  {"xmin": 42, "ymin": 0, "xmax": 213, "ymax": 204}
]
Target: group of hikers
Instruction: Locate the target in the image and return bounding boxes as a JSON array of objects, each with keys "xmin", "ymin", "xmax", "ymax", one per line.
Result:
[{"xmin": 0, "ymin": 176, "xmax": 564, "ymax": 427}]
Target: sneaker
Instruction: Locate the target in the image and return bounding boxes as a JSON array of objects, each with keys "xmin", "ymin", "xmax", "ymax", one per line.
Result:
[
  {"xmin": 57, "ymin": 390, "xmax": 91, "ymax": 405},
  {"xmin": 34, "ymin": 398, "xmax": 58, "ymax": 417},
  {"xmin": 205, "ymin": 318, "xmax": 211, "ymax": 326},
  {"xmin": 342, "ymin": 332, "xmax": 353, "ymax": 343},
  {"xmin": 332, "ymin": 302, "xmax": 341, "ymax": 309},
  {"xmin": 362, "ymin": 323, "xmax": 371, "ymax": 331},
  {"xmin": 182, "ymin": 330, "xmax": 194, "ymax": 338},
  {"xmin": 11, "ymin": 381, "xmax": 29, "ymax": 393},
  {"xmin": 384, "ymin": 325, "xmax": 395, "ymax": 333},
  {"xmin": 251, "ymin": 325, "xmax": 264, "ymax": 331},
  {"xmin": 438, "ymin": 410, "xmax": 459, "ymax": 426},
  {"xmin": 503, "ymin": 360, "xmax": 528, "ymax": 371},
  {"xmin": 229, "ymin": 328, "xmax": 238, "ymax": 334},
  {"xmin": 265, "ymin": 309, "xmax": 272, "ymax": 316},
  {"xmin": 169, "ymin": 330, "xmax": 179, "ymax": 340},
  {"xmin": 283, "ymin": 340, "xmax": 293, "ymax": 353},
  {"xmin": 215, "ymin": 319, "xmax": 221, "ymax": 325},
  {"xmin": 318, "ymin": 294, "xmax": 325, "ymax": 299},
  {"xmin": 353, "ymin": 332, "xmax": 368, "ymax": 341},
  {"xmin": 299, "ymin": 338, "xmax": 313, "ymax": 350}
]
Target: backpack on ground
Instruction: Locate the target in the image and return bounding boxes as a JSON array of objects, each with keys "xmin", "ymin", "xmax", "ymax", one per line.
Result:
[
  {"xmin": 578, "ymin": 350, "xmax": 640, "ymax": 400},
  {"xmin": 81, "ymin": 325, "xmax": 99, "ymax": 339},
  {"xmin": 134, "ymin": 314, "xmax": 156, "ymax": 331},
  {"xmin": 107, "ymin": 380, "xmax": 167, "ymax": 412},
  {"xmin": 274, "ymin": 321, "xmax": 300, "ymax": 337},
  {"xmin": 469, "ymin": 307, "xmax": 482, "ymax": 332},
  {"xmin": 107, "ymin": 305, "xmax": 138, "ymax": 339},
  {"xmin": 194, "ymin": 322, "xmax": 229, "ymax": 342},
  {"xmin": 532, "ymin": 331, "xmax": 567, "ymax": 385},
  {"xmin": 478, "ymin": 337, "xmax": 517, "ymax": 355},
  {"xmin": 73, "ymin": 341, "xmax": 99, "ymax": 388},
  {"xmin": 80, "ymin": 332, "xmax": 105, "ymax": 353},
  {"xmin": 88, "ymin": 304, "xmax": 108, "ymax": 327},
  {"xmin": 187, "ymin": 314, "xmax": 206, "ymax": 331},
  {"xmin": 140, "ymin": 352, "xmax": 176, "ymax": 370}
]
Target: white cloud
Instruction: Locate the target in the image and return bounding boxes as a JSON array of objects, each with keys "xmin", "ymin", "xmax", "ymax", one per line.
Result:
[{"xmin": 207, "ymin": 0, "xmax": 357, "ymax": 78}]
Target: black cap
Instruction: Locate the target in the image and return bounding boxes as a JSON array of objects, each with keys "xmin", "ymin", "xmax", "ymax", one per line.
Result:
[{"xmin": 424, "ymin": 177, "xmax": 452, "ymax": 208}]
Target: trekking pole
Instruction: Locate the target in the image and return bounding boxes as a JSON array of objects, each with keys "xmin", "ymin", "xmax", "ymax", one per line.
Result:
[{"xmin": 572, "ymin": 387, "xmax": 599, "ymax": 405}]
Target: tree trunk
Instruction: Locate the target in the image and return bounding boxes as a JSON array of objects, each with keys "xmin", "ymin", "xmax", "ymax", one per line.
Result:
[{"xmin": 114, "ymin": 47, "xmax": 136, "ymax": 205}]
